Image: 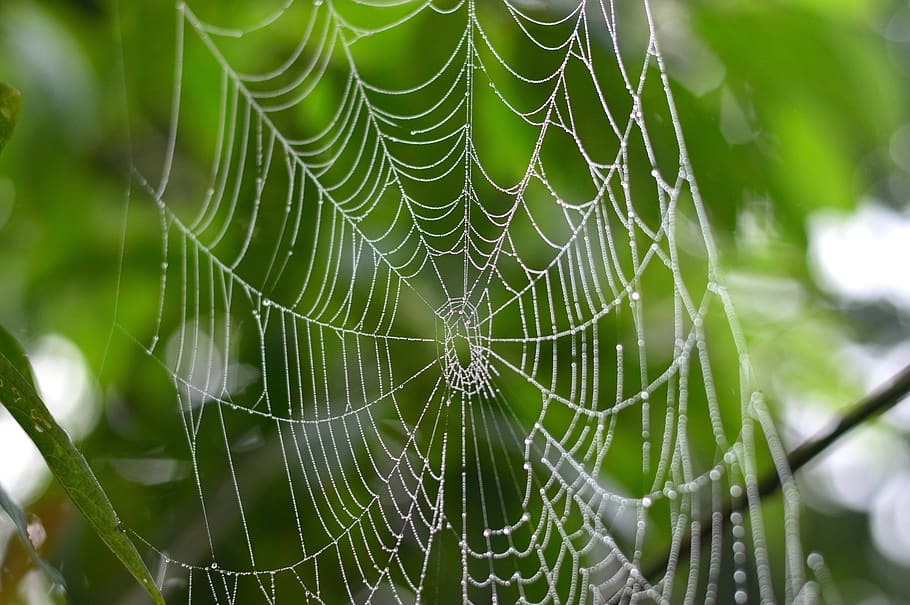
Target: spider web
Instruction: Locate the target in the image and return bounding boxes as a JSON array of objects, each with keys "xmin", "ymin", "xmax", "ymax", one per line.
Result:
[{"xmin": 118, "ymin": 0, "xmax": 813, "ymax": 602}]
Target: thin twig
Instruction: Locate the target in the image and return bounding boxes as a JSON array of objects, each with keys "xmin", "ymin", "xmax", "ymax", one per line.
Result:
[{"xmin": 643, "ymin": 362, "xmax": 910, "ymax": 581}]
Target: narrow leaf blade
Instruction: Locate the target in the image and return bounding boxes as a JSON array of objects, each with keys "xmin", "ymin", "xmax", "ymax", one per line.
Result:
[
  {"xmin": 0, "ymin": 482, "xmax": 68, "ymax": 592},
  {"xmin": 0, "ymin": 350, "xmax": 165, "ymax": 604},
  {"xmin": 0, "ymin": 83, "xmax": 21, "ymax": 154},
  {"xmin": 0, "ymin": 323, "xmax": 36, "ymax": 388}
]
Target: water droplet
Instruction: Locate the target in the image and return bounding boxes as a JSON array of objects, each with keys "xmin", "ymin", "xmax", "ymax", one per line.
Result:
[
  {"xmin": 642, "ymin": 497, "xmax": 652, "ymax": 508},
  {"xmin": 630, "ymin": 291, "xmax": 641, "ymax": 301},
  {"xmin": 640, "ymin": 390, "xmax": 649, "ymax": 400}
]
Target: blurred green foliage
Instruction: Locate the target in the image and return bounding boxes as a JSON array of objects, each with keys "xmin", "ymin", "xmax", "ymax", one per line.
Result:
[{"xmin": 0, "ymin": 0, "xmax": 908, "ymax": 603}]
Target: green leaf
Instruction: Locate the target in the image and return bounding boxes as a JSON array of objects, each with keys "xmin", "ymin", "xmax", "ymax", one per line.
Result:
[
  {"xmin": 0, "ymin": 323, "xmax": 36, "ymax": 388},
  {"xmin": 0, "ymin": 326, "xmax": 68, "ymax": 592},
  {"xmin": 0, "ymin": 327, "xmax": 165, "ymax": 605},
  {"xmin": 0, "ymin": 482, "xmax": 68, "ymax": 593},
  {"xmin": 0, "ymin": 83, "xmax": 21, "ymax": 154}
]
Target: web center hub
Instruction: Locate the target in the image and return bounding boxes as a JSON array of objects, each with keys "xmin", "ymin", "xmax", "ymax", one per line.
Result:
[{"xmin": 437, "ymin": 299, "xmax": 491, "ymax": 395}]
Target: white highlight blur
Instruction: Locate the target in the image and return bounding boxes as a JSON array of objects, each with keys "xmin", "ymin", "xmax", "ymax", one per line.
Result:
[
  {"xmin": 871, "ymin": 471, "xmax": 910, "ymax": 567},
  {"xmin": 807, "ymin": 202, "xmax": 910, "ymax": 569},
  {"xmin": 809, "ymin": 202, "xmax": 910, "ymax": 310},
  {"xmin": 0, "ymin": 334, "xmax": 100, "ymax": 504}
]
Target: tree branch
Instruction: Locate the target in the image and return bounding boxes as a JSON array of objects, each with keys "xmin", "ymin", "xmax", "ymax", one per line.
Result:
[{"xmin": 643, "ymin": 362, "xmax": 910, "ymax": 581}]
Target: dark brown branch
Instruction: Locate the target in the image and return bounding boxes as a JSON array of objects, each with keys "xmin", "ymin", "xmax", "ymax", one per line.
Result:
[{"xmin": 643, "ymin": 362, "xmax": 910, "ymax": 581}]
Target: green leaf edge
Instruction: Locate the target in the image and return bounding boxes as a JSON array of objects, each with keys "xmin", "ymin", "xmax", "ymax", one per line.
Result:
[
  {"xmin": 0, "ymin": 327, "xmax": 165, "ymax": 605},
  {"xmin": 0, "ymin": 323, "xmax": 35, "ymax": 389},
  {"xmin": 0, "ymin": 482, "xmax": 68, "ymax": 593},
  {"xmin": 0, "ymin": 82, "xmax": 21, "ymax": 155}
]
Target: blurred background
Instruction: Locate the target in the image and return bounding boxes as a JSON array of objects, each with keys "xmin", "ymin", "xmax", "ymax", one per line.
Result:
[{"xmin": 0, "ymin": 0, "xmax": 909, "ymax": 603}]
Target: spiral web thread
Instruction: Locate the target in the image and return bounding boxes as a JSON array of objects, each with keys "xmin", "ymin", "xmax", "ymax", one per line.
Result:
[{"xmin": 123, "ymin": 0, "xmax": 815, "ymax": 602}]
